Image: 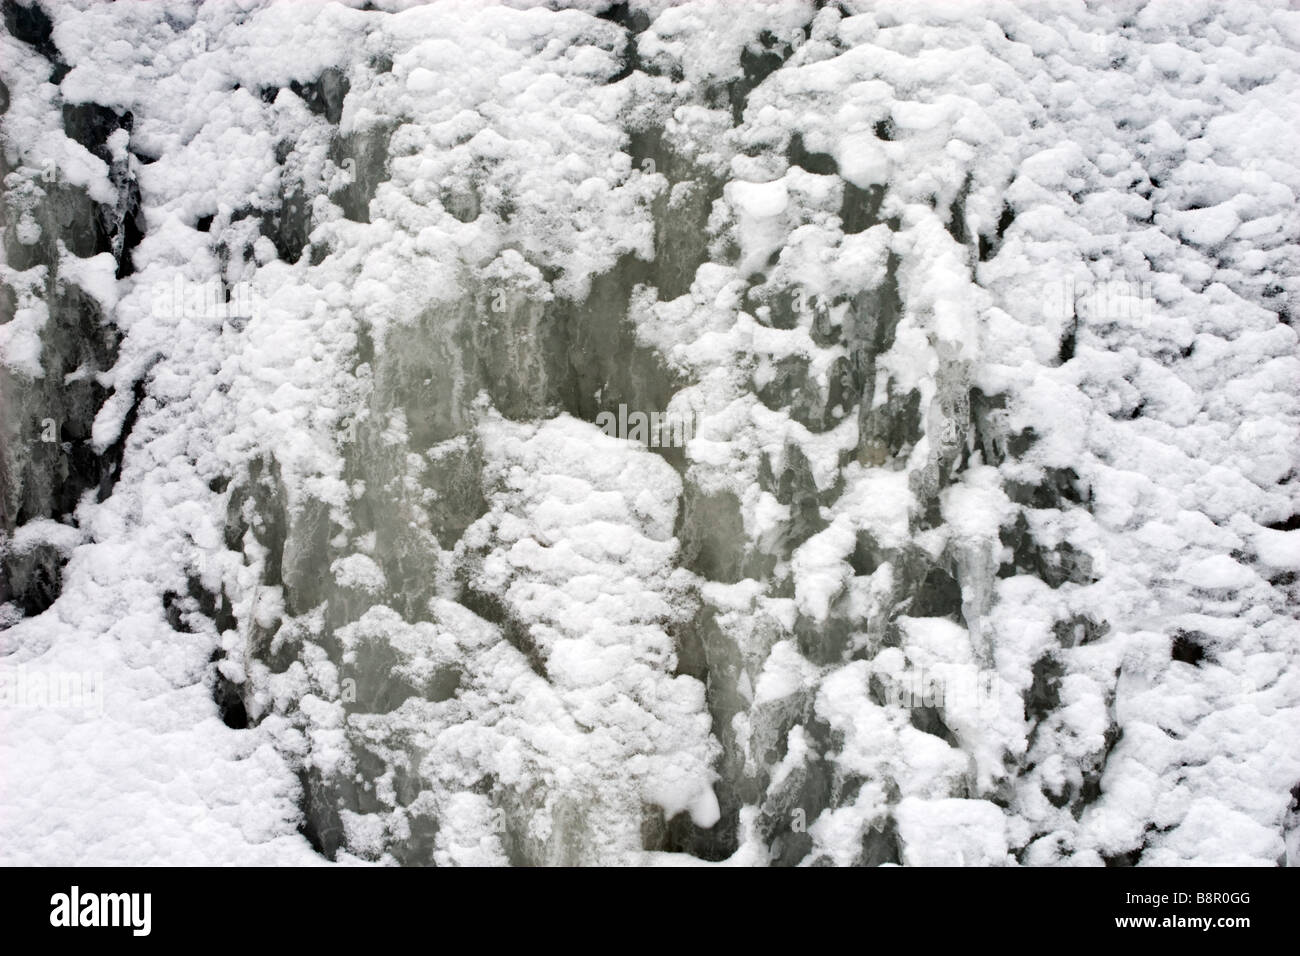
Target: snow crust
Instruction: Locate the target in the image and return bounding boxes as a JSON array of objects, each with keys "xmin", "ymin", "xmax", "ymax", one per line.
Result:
[{"xmin": 2, "ymin": 0, "xmax": 1298, "ymax": 866}]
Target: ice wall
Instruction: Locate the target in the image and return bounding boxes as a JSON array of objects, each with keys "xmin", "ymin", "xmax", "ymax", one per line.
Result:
[{"xmin": 2, "ymin": 0, "xmax": 1298, "ymax": 866}]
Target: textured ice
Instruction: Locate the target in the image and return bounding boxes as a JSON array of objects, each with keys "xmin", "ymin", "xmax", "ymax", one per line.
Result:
[{"xmin": 1, "ymin": 0, "xmax": 1298, "ymax": 866}]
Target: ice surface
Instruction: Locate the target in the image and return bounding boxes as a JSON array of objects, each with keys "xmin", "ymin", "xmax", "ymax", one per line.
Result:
[{"xmin": 1, "ymin": 0, "xmax": 1298, "ymax": 866}]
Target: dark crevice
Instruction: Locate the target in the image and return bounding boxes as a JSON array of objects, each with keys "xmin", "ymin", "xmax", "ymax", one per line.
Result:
[
  {"xmin": 328, "ymin": 124, "xmax": 393, "ymax": 225},
  {"xmin": 727, "ymin": 29, "xmax": 799, "ymax": 126},
  {"xmin": 457, "ymin": 586, "xmax": 547, "ymax": 678},
  {"xmin": 1054, "ymin": 614, "xmax": 1109, "ymax": 648},
  {"xmin": 598, "ymin": 1, "xmax": 651, "ymax": 82},
  {"xmin": 1025, "ymin": 653, "xmax": 1063, "ymax": 724},
  {"xmin": 3, "ymin": 0, "xmax": 64, "ymax": 75},
  {"xmin": 910, "ymin": 705, "xmax": 959, "ymax": 746},
  {"xmin": 1058, "ymin": 313, "xmax": 1078, "ymax": 364},
  {"xmin": 1005, "ymin": 466, "xmax": 1088, "ymax": 509},
  {"xmin": 1103, "ymin": 845, "xmax": 1143, "ymax": 867},
  {"xmin": 297, "ymin": 767, "xmax": 345, "ymax": 861},
  {"xmin": 61, "ymin": 103, "xmax": 132, "ymax": 163},
  {"xmin": 112, "ymin": 177, "xmax": 145, "ymax": 279},
  {"xmin": 597, "ymin": 1, "xmax": 651, "ymax": 33},
  {"xmin": 58, "ymin": 102, "xmax": 146, "ymax": 278},
  {"xmin": 260, "ymin": 187, "xmax": 311, "ymax": 264},
  {"xmin": 211, "ymin": 650, "xmax": 249, "ymax": 730},
  {"xmin": 946, "ymin": 175, "xmax": 972, "ymax": 246},
  {"xmin": 979, "ymin": 203, "xmax": 1015, "ymax": 261},
  {"xmin": 1075, "ymin": 723, "xmax": 1122, "ymax": 816},
  {"xmin": 788, "ymin": 132, "xmax": 838, "ymax": 176},
  {"xmin": 999, "ymin": 512, "xmax": 1095, "ymax": 588},
  {"xmin": 909, "ymin": 565, "xmax": 964, "ymax": 620},
  {"xmin": 677, "ymin": 486, "xmax": 753, "ymax": 583},
  {"xmin": 94, "ymin": 372, "xmax": 148, "ymax": 504},
  {"xmin": 627, "ymin": 128, "xmax": 722, "ymax": 301},
  {"xmin": 840, "ymin": 181, "xmax": 883, "ymax": 235},
  {"xmin": 0, "ymin": 544, "xmax": 65, "ymax": 618},
  {"xmin": 850, "ymin": 531, "xmax": 881, "ymax": 576},
  {"xmin": 1171, "ymin": 631, "xmax": 1206, "ymax": 666},
  {"xmin": 642, "ymin": 804, "xmax": 738, "ymax": 862},
  {"xmin": 661, "ymin": 606, "xmax": 746, "ymax": 860},
  {"xmin": 859, "ymin": 815, "xmax": 901, "ymax": 866},
  {"xmin": 290, "ymin": 68, "xmax": 349, "ymax": 125}
]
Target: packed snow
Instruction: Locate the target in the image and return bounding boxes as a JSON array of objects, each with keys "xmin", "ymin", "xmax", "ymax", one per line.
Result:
[{"xmin": 1, "ymin": 0, "xmax": 1298, "ymax": 866}]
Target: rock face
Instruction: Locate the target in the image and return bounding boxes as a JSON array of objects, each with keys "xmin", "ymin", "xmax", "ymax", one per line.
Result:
[{"xmin": 1, "ymin": 0, "xmax": 1298, "ymax": 866}]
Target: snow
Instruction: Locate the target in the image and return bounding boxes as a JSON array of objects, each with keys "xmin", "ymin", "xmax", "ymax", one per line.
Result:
[
  {"xmin": 896, "ymin": 797, "xmax": 1009, "ymax": 867},
  {"xmin": 1253, "ymin": 527, "xmax": 1300, "ymax": 571},
  {"xmin": 1180, "ymin": 554, "xmax": 1257, "ymax": 591},
  {"xmin": 2, "ymin": 0, "xmax": 1298, "ymax": 868}
]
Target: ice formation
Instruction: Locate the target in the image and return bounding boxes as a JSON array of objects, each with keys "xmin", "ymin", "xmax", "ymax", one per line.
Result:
[{"xmin": 1, "ymin": 0, "xmax": 1298, "ymax": 866}]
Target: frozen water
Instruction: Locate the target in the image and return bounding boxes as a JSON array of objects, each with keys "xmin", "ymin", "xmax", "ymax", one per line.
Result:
[{"xmin": 1, "ymin": 0, "xmax": 1299, "ymax": 866}]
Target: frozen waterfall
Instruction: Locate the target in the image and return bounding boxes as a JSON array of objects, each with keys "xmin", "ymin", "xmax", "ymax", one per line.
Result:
[{"xmin": 2, "ymin": 0, "xmax": 1299, "ymax": 867}]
